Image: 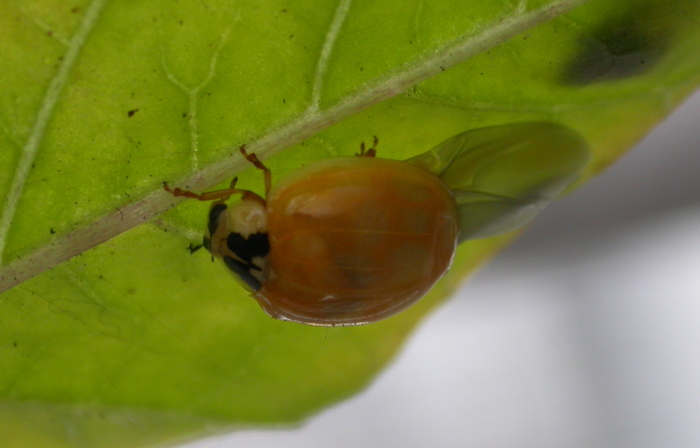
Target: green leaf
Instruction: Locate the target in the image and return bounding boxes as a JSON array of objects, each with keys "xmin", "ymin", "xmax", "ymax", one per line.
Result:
[{"xmin": 0, "ymin": 0, "xmax": 699, "ymax": 447}]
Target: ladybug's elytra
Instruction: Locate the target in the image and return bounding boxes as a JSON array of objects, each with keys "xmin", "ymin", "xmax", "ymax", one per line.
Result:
[
  {"xmin": 166, "ymin": 122, "xmax": 590, "ymax": 326},
  {"xmin": 166, "ymin": 138, "xmax": 459, "ymax": 326}
]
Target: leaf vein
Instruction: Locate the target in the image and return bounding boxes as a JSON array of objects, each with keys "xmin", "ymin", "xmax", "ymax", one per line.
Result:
[
  {"xmin": 159, "ymin": 26, "xmax": 233, "ymax": 170},
  {"xmin": 14, "ymin": 6, "xmax": 70, "ymax": 46},
  {"xmin": 0, "ymin": 0, "xmax": 109, "ymax": 265},
  {"xmin": 309, "ymin": 0, "xmax": 353, "ymax": 113}
]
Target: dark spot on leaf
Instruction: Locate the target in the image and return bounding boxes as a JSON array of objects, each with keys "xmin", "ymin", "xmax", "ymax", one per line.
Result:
[
  {"xmin": 127, "ymin": 108, "xmax": 139, "ymax": 117},
  {"xmin": 563, "ymin": 9, "xmax": 671, "ymax": 85},
  {"xmin": 47, "ymin": 31, "xmax": 52, "ymax": 37},
  {"xmin": 50, "ymin": 228, "xmax": 55, "ymax": 234},
  {"xmin": 13, "ymin": 342, "xmax": 17, "ymax": 347},
  {"xmin": 182, "ymin": 112, "xmax": 187, "ymax": 118},
  {"xmin": 71, "ymin": 6, "xmax": 80, "ymax": 13}
]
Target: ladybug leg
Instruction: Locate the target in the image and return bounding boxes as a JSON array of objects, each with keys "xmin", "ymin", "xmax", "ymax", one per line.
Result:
[
  {"xmin": 164, "ymin": 177, "xmax": 247, "ymax": 203},
  {"xmin": 357, "ymin": 136, "xmax": 378, "ymax": 157},
  {"xmin": 239, "ymin": 145, "xmax": 272, "ymax": 198}
]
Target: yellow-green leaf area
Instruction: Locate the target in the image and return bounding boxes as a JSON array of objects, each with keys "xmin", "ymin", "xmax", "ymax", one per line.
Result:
[{"xmin": 1, "ymin": 0, "xmax": 699, "ymax": 447}]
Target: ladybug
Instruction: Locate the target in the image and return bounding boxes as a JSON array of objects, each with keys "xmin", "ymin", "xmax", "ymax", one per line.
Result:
[
  {"xmin": 166, "ymin": 138, "xmax": 459, "ymax": 326},
  {"xmin": 166, "ymin": 122, "xmax": 590, "ymax": 326}
]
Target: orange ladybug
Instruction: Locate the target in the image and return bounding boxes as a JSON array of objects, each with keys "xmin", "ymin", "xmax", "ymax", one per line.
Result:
[
  {"xmin": 166, "ymin": 138, "xmax": 459, "ymax": 326},
  {"xmin": 166, "ymin": 122, "xmax": 590, "ymax": 326}
]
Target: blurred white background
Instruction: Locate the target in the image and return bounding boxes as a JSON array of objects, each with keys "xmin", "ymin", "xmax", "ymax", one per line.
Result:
[{"xmin": 183, "ymin": 89, "xmax": 700, "ymax": 448}]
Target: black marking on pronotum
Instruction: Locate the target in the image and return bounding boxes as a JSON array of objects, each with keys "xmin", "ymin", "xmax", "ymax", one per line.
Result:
[
  {"xmin": 223, "ymin": 256, "xmax": 262, "ymax": 291},
  {"xmin": 226, "ymin": 232, "xmax": 270, "ymax": 264},
  {"xmin": 207, "ymin": 203, "xmax": 227, "ymax": 237},
  {"xmin": 202, "ymin": 236, "xmax": 212, "ymax": 252}
]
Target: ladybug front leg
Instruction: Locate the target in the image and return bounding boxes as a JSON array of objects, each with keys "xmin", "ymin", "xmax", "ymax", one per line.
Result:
[
  {"xmin": 164, "ymin": 177, "xmax": 243, "ymax": 203},
  {"xmin": 239, "ymin": 145, "xmax": 272, "ymax": 199}
]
